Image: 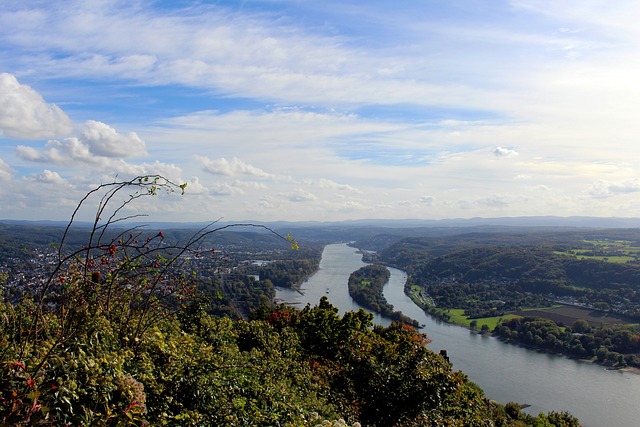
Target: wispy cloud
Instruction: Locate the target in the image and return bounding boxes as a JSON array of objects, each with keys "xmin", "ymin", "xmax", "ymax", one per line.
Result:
[
  {"xmin": 285, "ymin": 188, "xmax": 318, "ymax": 203},
  {"xmin": 590, "ymin": 179, "xmax": 640, "ymax": 199},
  {"xmin": 313, "ymin": 178, "xmax": 360, "ymax": 193},
  {"xmin": 0, "ymin": 158, "xmax": 13, "ymax": 181},
  {"xmin": 199, "ymin": 156, "xmax": 274, "ymax": 179}
]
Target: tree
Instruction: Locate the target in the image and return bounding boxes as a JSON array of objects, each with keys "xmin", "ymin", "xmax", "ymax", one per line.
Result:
[
  {"xmin": 593, "ymin": 301, "xmax": 610, "ymax": 311},
  {"xmin": 572, "ymin": 319, "xmax": 590, "ymax": 333}
]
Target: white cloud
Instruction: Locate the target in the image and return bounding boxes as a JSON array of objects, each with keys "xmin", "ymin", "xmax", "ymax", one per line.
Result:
[
  {"xmin": 210, "ymin": 182, "xmax": 242, "ymax": 196},
  {"xmin": 514, "ymin": 174, "xmax": 532, "ymax": 180},
  {"xmin": 28, "ymin": 169, "xmax": 67, "ymax": 185},
  {"xmin": 286, "ymin": 188, "xmax": 317, "ymax": 202},
  {"xmin": 134, "ymin": 161, "xmax": 183, "ymax": 182},
  {"xmin": 259, "ymin": 196, "xmax": 277, "ymax": 209},
  {"xmin": 418, "ymin": 196, "xmax": 435, "ymax": 206},
  {"xmin": 0, "ymin": 2, "xmax": 518, "ymax": 110},
  {"xmin": 15, "ymin": 119, "xmax": 161, "ymax": 176},
  {"xmin": 16, "ymin": 137, "xmax": 182, "ymax": 181},
  {"xmin": 589, "ymin": 179, "xmax": 640, "ymax": 198},
  {"xmin": 493, "ymin": 146, "xmax": 519, "ymax": 158},
  {"xmin": 199, "ymin": 156, "xmax": 273, "ymax": 179},
  {"xmin": 0, "ymin": 73, "xmax": 73, "ymax": 139},
  {"xmin": 0, "ymin": 158, "xmax": 13, "ymax": 181},
  {"xmin": 3, "ymin": 2, "xmax": 640, "ymax": 222},
  {"xmin": 81, "ymin": 120, "xmax": 147, "ymax": 158},
  {"xmin": 182, "ymin": 176, "xmax": 208, "ymax": 195},
  {"xmin": 233, "ymin": 180, "xmax": 268, "ymax": 190},
  {"xmin": 478, "ymin": 195, "xmax": 510, "ymax": 207},
  {"xmin": 313, "ymin": 178, "xmax": 359, "ymax": 192},
  {"xmin": 17, "ymin": 138, "xmax": 94, "ymax": 166}
]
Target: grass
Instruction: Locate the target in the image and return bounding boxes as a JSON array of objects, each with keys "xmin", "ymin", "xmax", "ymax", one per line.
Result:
[
  {"xmin": 440, "ymin": 308, "xmax": 520, "ymax": 331},
  {"xmin": 435, "ymin": 301, "xmax": 635, "ymax": 333},
  {"xmin": 408, "ymin": 285, "xmax": 432, "ymax": 308},
  {"xmin": 574, "ymin": 255, "xmax": 635, "ymax": 264},
  {"xmin": 554, "ymin": 238, "xmax": 640, "ymax": 264}
]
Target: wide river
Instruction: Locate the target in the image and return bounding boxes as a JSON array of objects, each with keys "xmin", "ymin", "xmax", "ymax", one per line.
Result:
[{"xmin": 276, "ymin": 243, "xmax": 640, "ymax": 427}]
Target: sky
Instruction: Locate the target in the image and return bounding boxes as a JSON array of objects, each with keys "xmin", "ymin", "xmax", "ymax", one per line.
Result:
[{"xmin": 1, "ymin": 0, "xmax": 640, "ymax": 223}]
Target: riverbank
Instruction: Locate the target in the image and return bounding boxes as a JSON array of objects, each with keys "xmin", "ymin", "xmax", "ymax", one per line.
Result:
[{"xmin": 406, "ymin": 283, "xmax": 640, "ymax": 373}]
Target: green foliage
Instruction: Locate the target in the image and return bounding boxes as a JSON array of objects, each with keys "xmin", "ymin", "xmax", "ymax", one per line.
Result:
[
  {"xmin": 494, "ymin": 316, "xmax": 640, "ymax": 367},
  {"xmin": 258, "ymin": 258, "xmax": 319, "ymax": 288},
  {"xmin": 1, "ymin": 291, "xmax": 582, "ymax": 426}
]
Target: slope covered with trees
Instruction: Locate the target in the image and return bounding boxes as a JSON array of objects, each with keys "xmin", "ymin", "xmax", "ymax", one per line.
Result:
[{"xmin": 376, "ymin": 235, "xmax": 640, "ymax": 368}]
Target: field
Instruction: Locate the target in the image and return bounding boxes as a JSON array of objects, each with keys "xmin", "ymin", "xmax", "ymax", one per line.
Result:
[
  {"xmin": 555, "ymin": 239, "xmax": 640, "ymax": 264},
  {"xmin": 440, "ymin": 304, "xmax": 634, "ymax": 331},
  {"xmin": 443, "ymin": 309, "xmax": 520, "ymax": 330},
  {"xmin": 512, "ymin": 305, "xmax": 632, "ymax": 327}
]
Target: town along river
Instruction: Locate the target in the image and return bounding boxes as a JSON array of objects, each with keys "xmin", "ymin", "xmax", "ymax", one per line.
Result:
[{"xmin": 275, "ymin": 243, "xmax": 640, "ymax": 427}]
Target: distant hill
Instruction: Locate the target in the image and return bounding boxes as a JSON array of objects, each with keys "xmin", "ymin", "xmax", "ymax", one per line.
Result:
[
  {"xmin": 3, "ymin": 215, "xmax": 640, "ymax": 230},
  {"xmin": 4, "ymin": 216, "xmax": 640, "ymax": 253}
]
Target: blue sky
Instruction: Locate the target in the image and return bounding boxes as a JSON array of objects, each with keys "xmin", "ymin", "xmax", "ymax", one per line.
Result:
[{"xmin": 1, "ymin": 0, "xmax": 640, "ymax": 222}]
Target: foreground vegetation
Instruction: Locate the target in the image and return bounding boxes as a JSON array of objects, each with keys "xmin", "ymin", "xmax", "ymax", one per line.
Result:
[{"xmin": 0, "ymin": 293, "xmax": 582, "ymax": 426}]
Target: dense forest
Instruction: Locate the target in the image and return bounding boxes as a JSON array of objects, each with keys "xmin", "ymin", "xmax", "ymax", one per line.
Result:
[
  {"xmin": 257, "ymin": 255, "xmax": 320, "ymax": 288},
  {"xmin": 493, "ymin": 316, "xmax": 640, "ymax": 367}
]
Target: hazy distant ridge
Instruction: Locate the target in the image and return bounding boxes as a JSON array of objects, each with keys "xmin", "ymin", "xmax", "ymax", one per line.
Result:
[{"xmin": 3, "ymin": 216, "xmax": 639, "ymax": 229}]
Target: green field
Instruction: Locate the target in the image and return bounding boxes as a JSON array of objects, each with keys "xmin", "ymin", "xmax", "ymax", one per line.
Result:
[
  {"xmin": 572, "ymin": 253, "xmax": 634, "ymax": 264},
  {"xmin": 555, "ymin": 239, "xmax": 640, "ymax": 264},
  {"xmin": 439, "ymin": 308, "xmax": 520, "ymax": 331}
]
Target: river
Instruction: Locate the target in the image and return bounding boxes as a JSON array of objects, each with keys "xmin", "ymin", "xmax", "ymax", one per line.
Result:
[{"xmin": 275, "ymin": 243, "xmax": 640, "ymax": 427}]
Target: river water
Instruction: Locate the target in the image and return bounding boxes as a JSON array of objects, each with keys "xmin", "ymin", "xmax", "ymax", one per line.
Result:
[{"xmin": 275, "ymin": 243, "xmax": 640, "ymax": 427}]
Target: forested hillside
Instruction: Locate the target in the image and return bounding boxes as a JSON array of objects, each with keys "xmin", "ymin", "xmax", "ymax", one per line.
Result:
[
  {"xmin": 376, "ymin": 233, "xmax": 640, "ymax": 368},
  {"xmin": 392, "ymin": 245, "xmax": 640, "ymax": 318}
]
